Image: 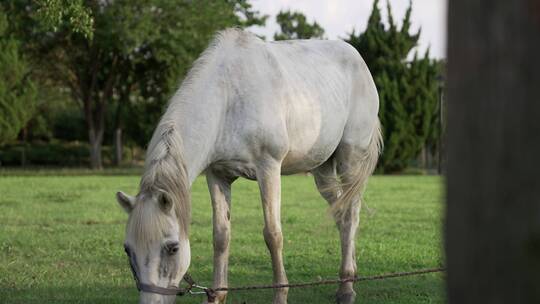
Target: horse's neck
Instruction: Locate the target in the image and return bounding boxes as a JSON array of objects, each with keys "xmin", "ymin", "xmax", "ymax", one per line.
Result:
[
  {"xmin": 149, "ymin": 46, "xmax": 226, "ymax": 185},
  {"xmin": 178, "ymin": 122, "xmax": 213, "ymax": 185},
  {"xmin": 162, "ymin": 89, "xmax": 222, "ymax": 185}
]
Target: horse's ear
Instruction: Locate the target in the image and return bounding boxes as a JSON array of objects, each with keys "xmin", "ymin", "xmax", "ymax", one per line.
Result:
[
  {"xmin": 116, "ymin": 191, "xmax": 135, "ymax": 213},
  {"xmin": 158, "ymin": 193, "xmax": 173, "ymax": 214}
]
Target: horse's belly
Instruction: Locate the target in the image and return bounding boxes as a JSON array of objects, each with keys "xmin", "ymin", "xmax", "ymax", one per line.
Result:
[
  {"xmin": 279, "ymin": 91, "xmax": 348, "ymax": 174},
  {"xmin": 281, "ymin": 149, "xmax": 334, "ymax": 175},
  {"xmin": 281, "ymin": 129, "xmax": 343, "ymax": 174}
]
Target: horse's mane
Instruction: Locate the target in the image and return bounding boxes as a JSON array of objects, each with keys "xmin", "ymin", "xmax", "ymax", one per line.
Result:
[{"xmin": 129, "ymin": 120, "xmax": 191, "ymax": 245}]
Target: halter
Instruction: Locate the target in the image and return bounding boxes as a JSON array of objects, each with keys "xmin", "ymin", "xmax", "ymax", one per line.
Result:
[{"xmin": 124, "ymin": 245, "xmax": 201, "ymax": 296}]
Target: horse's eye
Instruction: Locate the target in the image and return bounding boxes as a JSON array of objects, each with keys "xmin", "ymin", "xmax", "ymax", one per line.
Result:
[{"xmin": 165, "ymin": 241, "xmax": 179, "ymax": 255}]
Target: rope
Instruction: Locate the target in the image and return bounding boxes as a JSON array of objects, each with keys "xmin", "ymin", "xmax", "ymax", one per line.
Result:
[
  {"xmin": 190, "ymin": 267, "xmax": 445, "ymax": 302},
  {"xmin": 212, "ymin": 267, "xmax": 445, "ymax": 292}
]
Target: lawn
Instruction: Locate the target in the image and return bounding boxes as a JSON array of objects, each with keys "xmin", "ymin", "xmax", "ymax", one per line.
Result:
[{"xmin": 0, "ymin": 173, "xmax": 444, "ymax": 303}]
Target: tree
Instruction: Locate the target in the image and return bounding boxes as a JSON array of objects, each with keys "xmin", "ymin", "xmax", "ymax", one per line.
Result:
[
  {"xmin": 4, "ymin": 0, "xmax": 266, "ymax": 169},
  {"xmin": 0, "ymin": 10, "xmax": 37, "ymax": 145},
  {"xmin": 274, "ymin": 10, "xmax": 324, "ymax": 40},
  {"xmin": 446, "ymin": 1, "xmax": 540, "ymax": 303},
  {"xmin": 346, "ymin": 0, "xmax": 441, "ymax": 172}
]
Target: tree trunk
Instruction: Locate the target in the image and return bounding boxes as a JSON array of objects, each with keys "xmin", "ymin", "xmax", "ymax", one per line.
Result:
[
  {"xmin": 112, "ymin": 92, "xmax": 126, "ymax": 167},
  {"xmin": 83, "ymin": 90, "xmax": 109, "ymax": 170},
  {"xmin": 81, "ymin": 53, "xmax": 116, "ymax": 170},
  {"xmin": 88, "ymin": 127, "xmax": 103, "ymax": 170},
  {"xmin": 421, "ymin": 145, "xmax": 427, "ymax": 171},
  {"xmin": 446, "ymin": 1, "xmax": 540, "ymax": 303},
  {"xmin": 113, "ymin": 127, "xmax": 122, "ymax": 166},
  {"xmin": 85, "ymin": 98, "xmax": 105, "ymax": 170}
]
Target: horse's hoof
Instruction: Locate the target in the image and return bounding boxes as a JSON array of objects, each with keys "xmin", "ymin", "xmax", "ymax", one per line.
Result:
[{"xmin": 336, "ymin": 291, "xmax": 356, "ymax": 304}]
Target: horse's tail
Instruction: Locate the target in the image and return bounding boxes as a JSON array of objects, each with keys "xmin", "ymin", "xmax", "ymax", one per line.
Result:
[{"xmin": 330, "ymin": 119, "xmax": 383, "ymax": 220}]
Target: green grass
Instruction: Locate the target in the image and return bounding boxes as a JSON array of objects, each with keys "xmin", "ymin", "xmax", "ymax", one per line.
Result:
[{"xmin": 0, "ymin": 174, "xmax": 444, "ymax": 303}]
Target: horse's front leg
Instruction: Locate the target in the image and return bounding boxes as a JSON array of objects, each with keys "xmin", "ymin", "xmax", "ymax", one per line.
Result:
[
  {"xmin": 206, "ymin": 171, "xmax": 234, "ymax": 304},
  {"xmin": 256, "ymin": 160, "xmax": 289, "ymax": 304}
]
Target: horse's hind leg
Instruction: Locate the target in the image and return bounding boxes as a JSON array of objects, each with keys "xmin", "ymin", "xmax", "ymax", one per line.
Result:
[{"xmin": 313, "ymin": 153, "xmax": 361, "ymax": 304}]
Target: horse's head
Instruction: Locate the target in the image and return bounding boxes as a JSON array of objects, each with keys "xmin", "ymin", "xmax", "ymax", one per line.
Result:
[{"xmin": 116, "ymin": 190, "xmax": 190, "ymax": 304}]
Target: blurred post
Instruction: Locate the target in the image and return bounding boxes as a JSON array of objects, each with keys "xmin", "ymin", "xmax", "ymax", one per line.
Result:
[
  {"xmin": 437, "ymin": 74, "xmax": 444, "ymax": 175},
  {"xmin": 446, "ymin": 1, "xmax": 540, "ymax": 303}
]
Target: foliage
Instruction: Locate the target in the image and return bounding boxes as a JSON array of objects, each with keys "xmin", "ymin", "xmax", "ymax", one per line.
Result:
[
  {"xmin": 274, "ymin": 10, "xmax": 325, "ymax": 40},
  {"xmin": 0, "ymin": 174, "xmax": 443, "ymax": 303},
  {"xmin": 0, "ymin": 10, "xmax": 37, "ymax": 145},
  {"xmin": 52, "ymin": 107, "xmax": 86, "ymax": 141},
  {"xmin": 35, "ymin": 0, "xmax": 94, "ymax": 39},
  {"xmin": 346, "ymin": 0, "xmax": 442, "ymax": 172}
]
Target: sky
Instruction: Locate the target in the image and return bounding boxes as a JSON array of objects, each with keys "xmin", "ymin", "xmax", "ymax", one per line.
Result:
[{"xmin": 248, "ymin": 0, "xmax": 448, "ymax": 59}]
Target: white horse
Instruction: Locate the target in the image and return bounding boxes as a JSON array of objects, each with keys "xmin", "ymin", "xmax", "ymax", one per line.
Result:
[{"xmin": 116, "ymin": 28, "xmax": 382, "ymax": 304}]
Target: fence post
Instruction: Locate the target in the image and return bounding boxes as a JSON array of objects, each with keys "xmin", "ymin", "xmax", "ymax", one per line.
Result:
[{"xmin": 446, "ymin": 1, "xmax": 540, "ymax": 303}]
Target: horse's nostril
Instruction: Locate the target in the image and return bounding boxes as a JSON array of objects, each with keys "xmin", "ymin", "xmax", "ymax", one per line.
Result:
[{"xmin": 165, "ymin": 241, "xmax": 180, "ymax": 255}]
